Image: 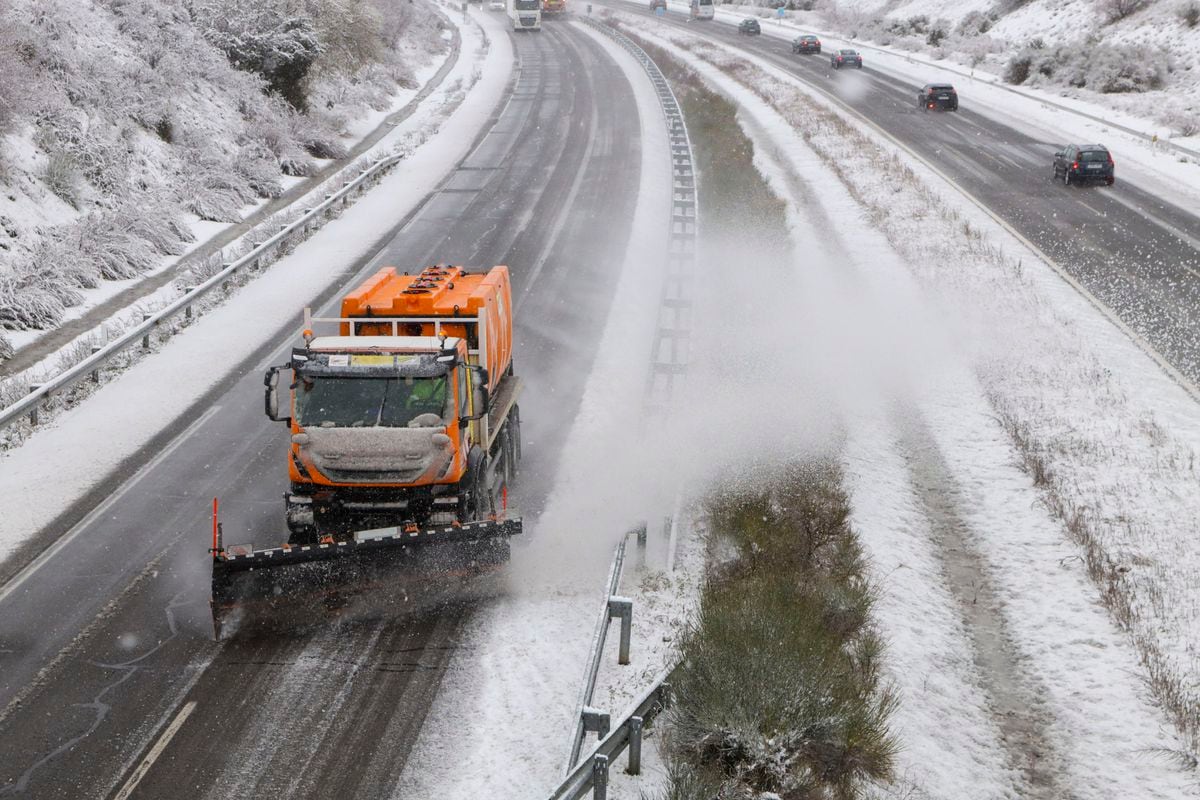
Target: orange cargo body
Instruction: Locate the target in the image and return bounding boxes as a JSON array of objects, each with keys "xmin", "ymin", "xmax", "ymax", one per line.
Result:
[{"xmin": 338, "ymin": 265, "xmax": 513, "ymax": 393}]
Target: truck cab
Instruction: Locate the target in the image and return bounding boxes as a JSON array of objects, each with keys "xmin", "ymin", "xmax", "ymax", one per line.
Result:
[
  {"xmin": 510, "ymin": 0, "xmax": 542, "ymax": 29},
  {"xmin": 264, "ymin": 266, "xmax": 521, "ymax": 541}
]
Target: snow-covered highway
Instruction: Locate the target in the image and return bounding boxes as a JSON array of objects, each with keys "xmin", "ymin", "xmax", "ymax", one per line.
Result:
[{"xmin": 0, "ymin": 9, "xmax": 653, "ymax": 797}]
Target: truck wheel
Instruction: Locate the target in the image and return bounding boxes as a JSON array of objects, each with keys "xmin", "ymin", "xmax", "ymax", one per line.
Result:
[
  {"xmin": 1063, "ymin": 170, "xmax": 1071, "ymax": 187},
  {"xmin": 459, "ymin": 453, "xmax": 491, "ymax": 522},
  {"xmin": 286, "ymin": 499, "xmax": 318, "ymax": 544}
]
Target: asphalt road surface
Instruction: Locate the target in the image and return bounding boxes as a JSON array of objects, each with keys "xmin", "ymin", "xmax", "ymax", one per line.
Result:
[
  {"xmin": 0, "ymin": 20, "xmax": 644, "ymax": 799},
  {"xmin": 607, "ymin": 1, "xmax": 1200, "ymax": 388}
]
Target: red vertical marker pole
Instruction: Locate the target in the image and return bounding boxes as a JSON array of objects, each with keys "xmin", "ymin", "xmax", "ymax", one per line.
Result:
[{"xmin": 211, "ymin": 497, "xmax": 221, "ymax": 555}]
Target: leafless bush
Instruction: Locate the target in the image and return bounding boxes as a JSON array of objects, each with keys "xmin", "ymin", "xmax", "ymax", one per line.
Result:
[
  {"xmin": 0, "ymin": 2, "xmax": 36, "ymax": 145},
  {"xmin": 1005, "ymin": 42, "xmax": 1169, "ymax": 93},
  {"xmin": 39, "ymin": 150, "xmax": 80, "ymax": 207},
  {"xmin": 1181, "ymin": 0, "xmax": 1200, "ymax": 26},
  {"xmin": 0, "ymin": 249, "xmax": 82, "ymax": 331},
  {"xmin": 1163, "ymin": 109, "xmax": 1200, "ymax": 136},
  {"xmin": 1099, "ymin": 0, "xmax": 1149, "ymax": 22}
]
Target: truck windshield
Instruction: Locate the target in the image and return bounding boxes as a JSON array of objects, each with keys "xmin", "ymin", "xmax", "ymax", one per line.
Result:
[
  {"xmin": 515, "ymin": 0, "xmax": 539, "ymax": 9},
  {"xmin": 296, "ymin": 376, "xmax": 449, "ymax": 428}
]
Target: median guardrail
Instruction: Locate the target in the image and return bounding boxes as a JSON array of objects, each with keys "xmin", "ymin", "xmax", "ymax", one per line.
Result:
[
  {"xmin": 551, "ymin": 19, "xmax": 700, "ymax": 797},
  {"xmin": 550, "ymin": 670, "xmax": 673, "ymax": 800}
]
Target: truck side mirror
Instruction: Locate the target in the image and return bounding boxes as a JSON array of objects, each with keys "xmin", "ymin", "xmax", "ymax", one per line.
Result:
[
  {"xmin": 458, "ymin": 365, "xmax": 491, "ymax": 424},
  {"xmin": 264, "ymin": 366, "xmax": 291, "ymax": 424}
]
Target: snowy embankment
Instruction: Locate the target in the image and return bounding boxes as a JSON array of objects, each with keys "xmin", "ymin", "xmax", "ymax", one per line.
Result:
[
  {"xmin": 0, "ymin": 5, "xmax": 511, "ymax": 568},
  {"xmin": 620, "ymin": 16, "xmax": 1200, "ymax": 797},
  {"xmin": 393, "ymin": 21, "xmax": 698, "ymax": 800},
  {"xmin": 0, "ymin": 0, "xmax": 449, "ymax": 360},
  {"xmin": 700, "ymin": 0, "xmax": 1200, "ymax": 147}
]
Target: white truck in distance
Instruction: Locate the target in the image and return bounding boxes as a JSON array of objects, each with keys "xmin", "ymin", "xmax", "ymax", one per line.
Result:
[{"xmin": 510, "ymin": 0, "xmax": 542, "ymax": 29}]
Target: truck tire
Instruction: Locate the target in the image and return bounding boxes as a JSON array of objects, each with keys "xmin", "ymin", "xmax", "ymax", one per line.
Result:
[
  {"xmin": 459, "ymin": 451, "xmax": 491, "ymax": 522},
  {"xmin": 286, "ymin": 498, "xmax": 319, "ymax": 544}
]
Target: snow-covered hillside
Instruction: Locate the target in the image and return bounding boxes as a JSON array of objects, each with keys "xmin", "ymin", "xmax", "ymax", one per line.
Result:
[
  {"xmin": 0, "ymin": 0, "xmax": 446, "ymax": 358},
  {"xmin": 734, "ymin": 0, "xmax": 1200, "ymax": 134}
]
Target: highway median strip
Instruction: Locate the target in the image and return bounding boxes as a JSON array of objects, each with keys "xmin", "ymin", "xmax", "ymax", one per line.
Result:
[
  {"xmin": 636, "ymin": 21, "xmax": 1200, "ymax": 761},
  {"xmin": 601, "ymin": 30, "xmax": 897, "ymax": 796}
]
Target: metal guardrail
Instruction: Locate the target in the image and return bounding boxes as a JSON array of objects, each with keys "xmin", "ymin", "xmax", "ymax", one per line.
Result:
[
  {"xmin": 581, "ymin": 15, "xmax": 699, "ymax": 414},
  {"xmin": 547, "ymin": 21, "xmax": 700, "ymax": 799},
  {"xmin": 549, "ymin": 669, "xmax": 673, "ymax": 800},
  {"xmin": 564, "ymin": 527, "xmax": 646, "ymax": 772},
  {"xmin": 0, "ymin": 154, "xmax": 404, "ymax": 431}
]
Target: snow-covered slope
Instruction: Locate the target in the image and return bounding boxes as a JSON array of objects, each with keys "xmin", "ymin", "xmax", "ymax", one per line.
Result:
[{"xmin": 0, "ymin": 0, "xmax": 446, "ymax": 358}]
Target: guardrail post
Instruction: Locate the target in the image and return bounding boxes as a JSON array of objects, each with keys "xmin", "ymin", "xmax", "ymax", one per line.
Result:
[
  {"xmin": 607, "ymin": 597, "xmax": 633, "ymax": 665},
  {"xmin": 27, "ymin": 384, "xmax": 43, "ymax": 426},
  {"xmin": 591, "ymin": 755, "xmax": 609, "ymax": 800},
  {"xmin": 627, "ymin": 716, "xmax": 644, "ymax": 775},
  {"xmin": 90, "ymin": 345, "xmax": 102, "ymax": 382},
  {"xmin": 141, "ymin": 314, "xmax": 152, "ymax": 349},
  {"xmin": 581, "ymin": 706, "xmax": 610, "ymax": 740}
]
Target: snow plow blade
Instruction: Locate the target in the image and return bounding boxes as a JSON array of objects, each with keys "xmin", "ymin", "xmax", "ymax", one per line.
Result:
[{"xmin": 210, "ymin": 518, "xmax": 521, "ymax": 639}]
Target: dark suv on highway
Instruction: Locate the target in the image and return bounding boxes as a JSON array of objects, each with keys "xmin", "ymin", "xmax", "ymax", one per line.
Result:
[
  {"xmin": 831, "ymin": 49, "xmax": 862, "ymax": 69},
  {"xmin": 1053, "ymin": 144, "xmax": 1115, "ymax": 186},
  {"xmin": 738, "ymin": 18, "xmax": 761, "ymax": 35},
  {"xmin": 792, "ymin": 34, "xmax": 821, "ymax": 54},
  {"xmin": 918, "ymin": 83, "xmax": 958, "ymax": 111}
]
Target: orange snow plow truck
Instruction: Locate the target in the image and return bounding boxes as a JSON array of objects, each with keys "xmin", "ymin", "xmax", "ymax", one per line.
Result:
[{"xmin": 209, "ymin": 265, "xmax": 523, "ymax": 637}]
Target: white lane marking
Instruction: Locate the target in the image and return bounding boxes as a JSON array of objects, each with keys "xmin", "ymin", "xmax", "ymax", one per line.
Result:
[
  {"xmin": 0, "ymin": 405, "xmax": 222, "ymax": 604},
  {"xmin": 515, "ymin": 26, "xmax": 601, "ymax": 313},
  {"xmin": 111, "ymin": 700, "xmax": 197, "ymax": 800}
]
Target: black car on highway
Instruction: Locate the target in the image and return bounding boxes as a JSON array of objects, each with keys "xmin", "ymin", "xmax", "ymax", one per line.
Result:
[
  {"xmin": 831, "ymin": 49, "xmax": 863, "ymax": 69},
  {"xmin": 918, "ymin": 83, "xmax": 958, "ymax": 111},
  {"xmin": 792, "ymin": 34, "xmax": 821, "ymax": 54},
  {"xmin": 738, "ymin": 18, "xmax": 761, "ymax": 35},
  {"xmin": 1053, "ymin": 144, "xmax": 1115, "ymax": 186}
]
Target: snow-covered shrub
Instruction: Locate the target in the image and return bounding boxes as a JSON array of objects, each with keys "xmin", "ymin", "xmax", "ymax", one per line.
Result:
[
  {"xmin": 190, "ymin": 0, "xmax": 323, "ymax": 111},
  {"xmin": 40, "ymin": 149, "xmax": 81, "ymax": 207},
  {"xmin": 1164, "ymin": 109, "xmax": 1200, "ymax": 136},
  {"xmin": 1004, "ymin": 42, "xmax": 1169, "ymax": 93},
  {"xmin": 1099, "ymin": 0, "xmax": 1150, "ymax": 22},
  {"xmin": 73, "ymin": 211, "xmax": 160, "ymax": 280},
  {"xmin": 1086, "ymin": 45, "xmax": 1169, "ymax": 92},
  {"xmin": 957, "ymin": 9, "xmax": 997, "ymax": 34},
  {"xmin": 666, "ymin": 465, "xmax": 897, "ymax": 798},
  {"xmin": 232, "ymin": 144, "xmax": 285, "ymax": 199},
  {"xmin": 0, "ymin": 3, "xmax": 36, "ymax": 145},
  {"xmin": 119, "ymin": 201, "xmax": 195, "ymax": 256},
  {"xmin": 309, "ymin": 0, "xmax": 385, "ymax": 78},
  {"xmin": 1180, "ymin": 0, "xmax": 1200, "ymax": 26},
  {"xmin": 0, "ymin": 249, "xmax": 82, "ymax": 330}
]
